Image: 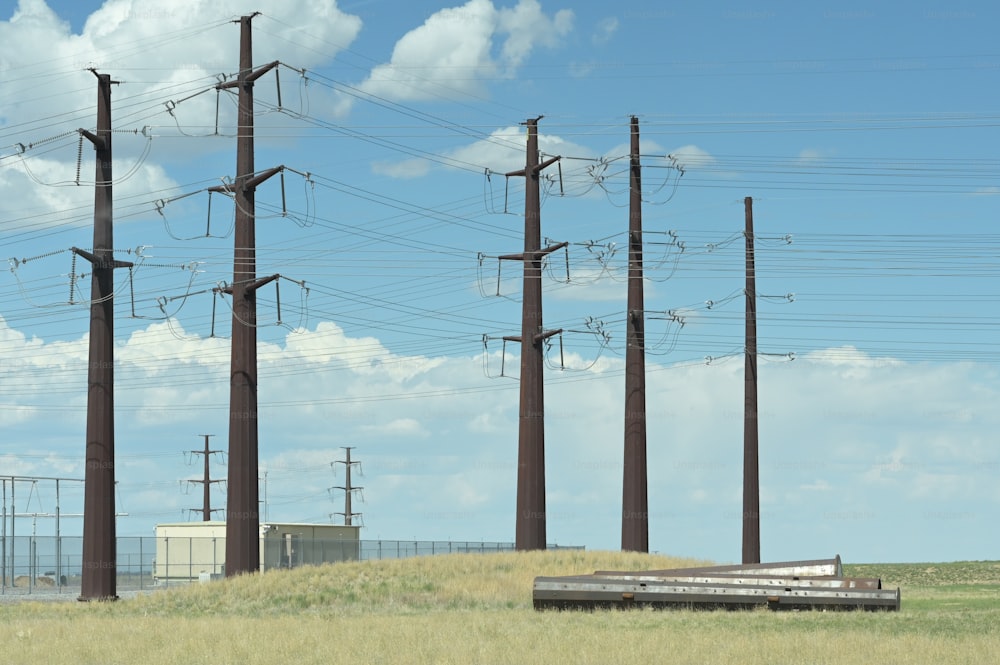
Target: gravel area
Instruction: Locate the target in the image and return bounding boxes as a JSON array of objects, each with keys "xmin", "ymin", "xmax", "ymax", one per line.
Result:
[{"xmin": 0, "ymin": 585, "xmax": 161, "ymax": 603}]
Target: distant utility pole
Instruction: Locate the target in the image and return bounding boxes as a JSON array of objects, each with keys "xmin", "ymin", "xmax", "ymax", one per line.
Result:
[
  {"xmin": 330, "ymin": 447, "xmax": 363, "ymax": 526},
  {"xmin": 187, "ymin": 435, "xmax": 225, "ymax": 521},
  {"xmin": 622, "ymin": 116, "xmax": 649, "ymax": 552},
  {"xmin": 742, "ymin": 196, "xmax": 761, "ymax": 564},
  {"xmin": 500, "ymin": 117, "xmax": 564, "ymax": 551},
  {"xmin": 77, "ymin": 70, "xmax": 131, "ymax": 602},
  {"xmin": 210, "ymin": 13, "xmax": 282, "ymax": 577}
]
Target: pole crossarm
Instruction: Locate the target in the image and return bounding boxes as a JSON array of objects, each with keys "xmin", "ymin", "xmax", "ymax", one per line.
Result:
[
  {"xmin": 539, "ymin": 240, "xmax": 568, "ymax": 255},
  {"xmin": 247, "ymin": 273, "xmax": 280, "ymax": 292},
  {"xmin": 499, "ymin": 241, "xmax": 568, "ymax": 264},
  {"xmin": 505, "ymin": 155, "xmax": 561, "ymax": 179},
  {"xmin": 213, "ymin": 273, "xmax": 283, "ymax": 297},
  {"xmin": 216, "ymin": 60, "xmax": 280, "ymax": 90},
  {"xmin": 534, "ymin": 328, "xmax": 562, "ymax": 344},
  {"xmin": 78, "ymin": 129, "xmax": 106, "ymax": 151},
  {"xmin": 70, "ymin": 247, "xmax": 133, "ymax": 270},
  {"xmin": 244, "ymin": 165, "xmax": 284, "ymax": 190},
  {"xmin": 208, "ymin": 165, "xmax": 284, "ymax": 194}
]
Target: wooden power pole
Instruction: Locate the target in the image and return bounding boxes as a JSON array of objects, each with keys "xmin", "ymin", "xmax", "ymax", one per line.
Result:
[
  {"xmin": 77, "ymin": 70, "xmax": 131, "ymax": 601},
  {"xmin": 742, "ymin": 196, "xmax": 761, "ymax": 564},
  {"xmin": 210, "ymin": 14, "xmax": 281, "ymax": 577},
  {"xmin": 501, "ymin": 117, "xmax": 564, "ymax": 551},
  {"xmin": 622, "ymin": 116, "xmax": 649, "ymax": 552}
]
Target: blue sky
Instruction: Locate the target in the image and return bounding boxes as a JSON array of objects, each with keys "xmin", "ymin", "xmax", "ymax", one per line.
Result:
[{"xmin": 1, "ymin": 0, "xmax": 998, "ymax": 565}]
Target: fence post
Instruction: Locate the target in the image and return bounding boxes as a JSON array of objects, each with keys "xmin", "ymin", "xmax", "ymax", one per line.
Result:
[{"xmin": 29, "ymin": 536, "xmax": 35, "ymax": 594}]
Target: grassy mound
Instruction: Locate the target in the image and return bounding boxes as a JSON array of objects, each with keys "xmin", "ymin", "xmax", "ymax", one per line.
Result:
[
  {"xmin": 2, "ymin": 554, "xmax": 999, "ymax": 665},
  {"xmin": 125, "ymin": 549, "xmax": 708, "ymax": 617}
]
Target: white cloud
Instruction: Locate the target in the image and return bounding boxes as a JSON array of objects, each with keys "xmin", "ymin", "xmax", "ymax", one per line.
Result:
[
  {"xmin": 668, "ymin": 144, "xmax": 716, "ymax": 171},
  {"xmin": 373, "ymin": 122, "xmax": 594, "ymax": 180},
  {"xmin": 568, "ymin": 60, "xmax": 596, "ymax": 78},
  {"xmin": 603, "ymin": 137, "xmax": 667, "ymax": 160},
  {"xmin": 0, "ymin": 0, "xmax": 362, "ymax": 231},
  {"xmin": 2, "ymin": 299, "xmax": 1000, "ymax": 560},
  {"xmin": 592, "ymin": 16, "xmax": 619, "ymax": 45},
  {"xmin": 447, "ymin": 124, "xmax": 593, "ymax": 174},
  {"xmin": 349, "ymin": 0, "xmax": 573, "ymax": 106},
  {"xmin": 797, "ymin": 148, "xmax": 828, "ymax": 163},
  {"xmin": 496, "ymin": 0, "xmax": 573, "ymax": 72},
  {"xmin": 360, "ymin": 417, "xmax": 429, "ymax": 439},
  {"xmin": 371, "ymin": 158, "xmax": 431, "ymax": 179}
]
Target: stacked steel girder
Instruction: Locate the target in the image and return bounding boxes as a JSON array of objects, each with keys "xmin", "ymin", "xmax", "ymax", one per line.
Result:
[{"xmin": 533, "ymin": 556, "xmax": 900, "ymax": 611}]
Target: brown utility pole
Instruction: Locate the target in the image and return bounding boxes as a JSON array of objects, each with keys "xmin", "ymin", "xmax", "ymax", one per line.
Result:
[
  {"xmin": 500, "ymin": 117, "xmax": 564, "ymax": 551},
  {"xmin": 331, "ymin": 447, "xmax": 363, "ymax": 526},
  {"xmin": 622, "ymin": 116, "xmax": 648, "ymax": 552},
  {"xmin": 187, "ymin": 434, "xmax": 224, "ymax": 521},
  {"xmin": 77, "ymin": 70, "xmax": 131, "ymax": 602},
  {"xmin": 742, "ymin": 196, "xmax": 761, "ymax": 564},
  {"xmin": 210, "ymin": 14, "xmax": 282, "ymax": 577}
]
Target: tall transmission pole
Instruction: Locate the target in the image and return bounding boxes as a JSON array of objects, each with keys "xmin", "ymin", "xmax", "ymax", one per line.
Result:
[
  {"xmin": 500, "ymin": 117, "xmax": 564, "ymax": 551},
  {"xmin": 742, "ymin": 196, "xmax": 761, "ymax": 564},
  {"xmin": 622, "ymin": 116, "xmax": 649, "ymax": 552},
  {"xmin": 210, "ymin": 13, "xmax": 282, "ymax": 577},
  {"xmin": 77, "ymin": 70, "xmax": 131, "ymax": 602},
  {"xmin": 330, "ymin": 447, "xmax": 363, "ymax": 526},
  {"xmin": 187, "ymin": 434, "xmax": 225, "ymax": 521}
]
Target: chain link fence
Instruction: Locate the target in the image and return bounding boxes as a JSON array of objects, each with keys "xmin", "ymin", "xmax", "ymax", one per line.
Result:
[{"xmin": 1, "ymin": 536, "xmax": 569, "ymax": 596}]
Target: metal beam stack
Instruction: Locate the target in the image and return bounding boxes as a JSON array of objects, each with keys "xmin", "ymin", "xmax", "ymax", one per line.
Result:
[{"xmin": 533, "ymin": 556, "xmax": 900, "ymax": 611}]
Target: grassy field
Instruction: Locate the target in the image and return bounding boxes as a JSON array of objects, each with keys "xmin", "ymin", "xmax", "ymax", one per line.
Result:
[{"xmin": 2, "ymin": 551, "xmax": 998, "ymax": 664}]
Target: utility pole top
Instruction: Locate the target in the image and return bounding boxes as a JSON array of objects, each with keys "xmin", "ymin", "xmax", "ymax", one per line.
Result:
[
  {"xmin": 86, "ymin": 68, "xmax": 121, "ymax": 85},
  {"xmin": 234, "ymin": 11, "xmax": 261, "ymax": 23}
]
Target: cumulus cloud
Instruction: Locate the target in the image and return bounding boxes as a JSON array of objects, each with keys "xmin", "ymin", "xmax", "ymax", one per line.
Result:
[
  {"xmin": 349, "ymin": 0, "xmax": 573, "ymax": 107},
  {"xmin": 372, "ymin": 122, "xmax": 593, "ymax": 180},
  {"xmin": 0, "ymin": 0, "xmax": 362, "ymax": 229},
  {"xmin": 592, "ymin": 16, "xmax": 619, "ymax": 45},
  {"xmin": 2, "ymin": 301, "xmax": 1000, "ymax": 559},
  {"xmin": 447, "ymin": 124, "xmax": 592, "ymax": 173},
  {"xmin": 371, "ymin": 158, "xmax": 432, "ymax": 179},
  {"xmin": 668, "ymin": 144, "xmax": 716, "ymax": 171}
]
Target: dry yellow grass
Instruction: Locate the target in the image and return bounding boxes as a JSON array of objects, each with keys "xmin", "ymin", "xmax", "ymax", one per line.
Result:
[{"xmin": 2, "ymin": 551, "xmax": 998, "ymax": 665}]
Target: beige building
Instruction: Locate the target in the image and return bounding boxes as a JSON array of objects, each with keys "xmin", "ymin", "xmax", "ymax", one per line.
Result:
[{"xmin": 153, "ymin": 521, "xmax": 361, "ymax": 583}]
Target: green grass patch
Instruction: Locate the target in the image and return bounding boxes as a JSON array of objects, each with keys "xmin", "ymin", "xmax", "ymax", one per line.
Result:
[{"xmin": 2, "ymin": 553, "xmax": 998, "ymax": 664}]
